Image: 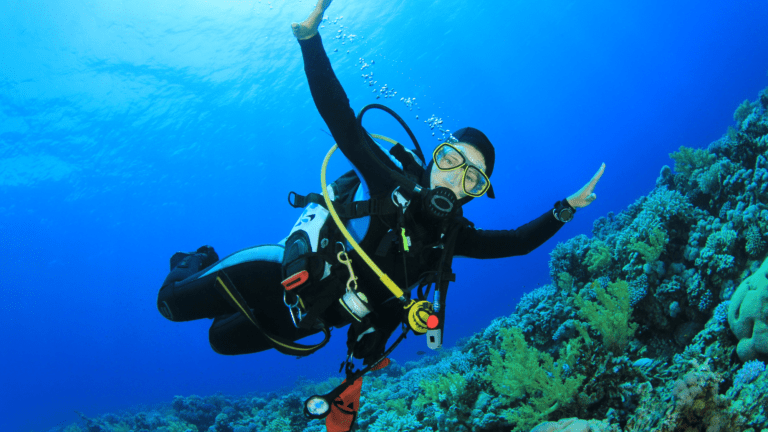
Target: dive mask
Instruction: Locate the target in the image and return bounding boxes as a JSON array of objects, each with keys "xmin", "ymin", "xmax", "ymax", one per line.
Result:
[{"xmin": 433, "ymin": 143, "xmax": 491, "ymax": 197}]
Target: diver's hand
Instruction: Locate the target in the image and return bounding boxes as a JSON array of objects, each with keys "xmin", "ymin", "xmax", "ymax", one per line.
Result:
[
  {"xmin": 566, "ymin": 163, "xmax": 605, "ymax": 209},
  {"xmin": 291, "ymin": 0, "xmax": 333, "ymax": 40}
]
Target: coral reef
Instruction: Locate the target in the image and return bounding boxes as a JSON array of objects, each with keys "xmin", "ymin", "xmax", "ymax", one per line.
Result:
[
  {"xmin": 531, "ymin": 417, "xmax": 620, "ymax": 432},
  {"xmin": 485, "ymin": 326, "xmax": 586, "ymax": 430},
  {"xmin": 49, "ymin": 86, "xmax": 768, "ymax": 432},
  {"xmin": 728, "ymin": 257, "xmax": 768, "ymax": 362}
]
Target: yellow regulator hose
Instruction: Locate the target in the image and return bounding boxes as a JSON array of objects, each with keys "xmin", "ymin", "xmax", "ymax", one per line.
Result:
[{"xmin": 320, "ymin": 144, "xmax": 406, "ymax": 302}]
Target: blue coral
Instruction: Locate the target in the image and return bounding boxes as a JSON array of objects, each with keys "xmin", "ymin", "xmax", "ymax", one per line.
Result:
[
  {"xmin": 733, "ymin": 360, "xmax": 766, "ymax": 387},
  {"xmin": 697, "ymin": 290, "xmax": 714, "ymax": 312},
  {"xmin": 712, "ymin": 301, "xmax": 730, "ymax": 324}
]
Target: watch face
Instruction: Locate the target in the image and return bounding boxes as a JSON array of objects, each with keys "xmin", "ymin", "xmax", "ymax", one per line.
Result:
[{"xmin": 560, "ymin": 208, "xmax": 574, "ymax": 222}]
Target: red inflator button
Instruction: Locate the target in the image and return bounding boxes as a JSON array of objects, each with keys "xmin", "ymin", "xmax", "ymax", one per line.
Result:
[{"xmin": 427, "ymin": 315, "xmax": 440, "ymax": 329}]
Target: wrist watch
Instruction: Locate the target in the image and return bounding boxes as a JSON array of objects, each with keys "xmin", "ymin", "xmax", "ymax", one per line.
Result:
[{"xmin": 553, "ymin": 199, "xmax": 575, "ymax": 223}]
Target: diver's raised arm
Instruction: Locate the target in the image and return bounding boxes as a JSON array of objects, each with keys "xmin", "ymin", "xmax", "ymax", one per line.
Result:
[
  {"xmin": 292, "ymin": 0, "xmax": 333, "ymax": 41},
  {"xmin": 292, "ymin": 0, "xmax": 403, "ymax": 197}
]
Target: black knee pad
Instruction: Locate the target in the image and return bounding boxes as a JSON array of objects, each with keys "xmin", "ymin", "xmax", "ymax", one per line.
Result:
[{"xmin": 209, "ymin": 313, "xmax": 273, "ymax": 355}]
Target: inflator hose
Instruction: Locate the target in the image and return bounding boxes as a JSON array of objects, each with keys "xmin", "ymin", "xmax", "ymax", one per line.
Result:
[{"xmin": 320, "ymin": 144, "xmax": 407, "ymax": 301}]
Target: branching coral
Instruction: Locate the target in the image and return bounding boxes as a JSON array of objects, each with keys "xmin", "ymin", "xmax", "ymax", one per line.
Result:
[
  {"xmin": 629, "ymin": 225, "xmax": 668, "ymax": 264},
  {"xmin": 670, "ymin": 146, "xmax": 717, "ymax": 177},
  {"xmin": 574, "ymin": 280, "xmax": 638, "ymax": 355},
  {"xmin": 745, "ymin": 224, "xmax": 766, "ymax": 256},
  {"xmin": 485, "ymin": 327, "xmax": 586, "ymax": 431},
  {"xmin": 695, "ymin": 228, "xmax": 738, "ymax": 275},
  {"xmin": 585, "ymin": 240, "xmax": 612, "ymax": 273},
  {"xmin": 414, "ymin": 372, "xmax": 467, "ymax": 409},
  {"xmin": 734, "ymin": 99, "xmax": 755, "ymax": 125}
]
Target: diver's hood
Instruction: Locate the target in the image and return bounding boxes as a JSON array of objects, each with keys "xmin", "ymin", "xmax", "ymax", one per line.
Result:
[{"xmin": 451, "ymin": 127, "xmax": 496, "ymax": 200}]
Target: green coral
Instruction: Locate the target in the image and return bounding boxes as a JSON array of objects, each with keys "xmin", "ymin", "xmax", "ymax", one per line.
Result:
[
  {"xmin": 575, "ymin": 280, "xmax": 638, "ymax": 355},
  {"xmin": 383, "ymin": 397, "xmax": 409, "ymax": 416},
  {"xmin": 629, "ymin": 226, "xmax": 668, "ymax": 263},
  {"xmin": 414, "ymin": 372, "xmax": 467, "ymax": 408},
  {"xmin": 670, "ymin": 146, "xmax": 717, "ymax": 177},
  {"xmin": 734, "ymin": 99, "xmax": 754, "ymax": 125},
  {"xmin": 556, "ymin": 272, "xmax": 575, "ymax": 291},
  {"xmin": 586, "ymin": 240, "xmax": 612, "ymax": 273},
  {"xmin": 485, "ymin": 327, "xmax": 586, "ymax": 431}
]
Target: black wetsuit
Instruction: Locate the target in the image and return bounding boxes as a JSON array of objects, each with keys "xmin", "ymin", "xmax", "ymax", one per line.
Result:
[{"xmin": 156, "ymin": 33, "xmax": 566, "ymax": 358}]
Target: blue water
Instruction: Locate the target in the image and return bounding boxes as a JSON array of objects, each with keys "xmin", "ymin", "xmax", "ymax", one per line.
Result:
[{"xmin": 1, "ymin": 1, "xmax": 767, "ymax": 431}]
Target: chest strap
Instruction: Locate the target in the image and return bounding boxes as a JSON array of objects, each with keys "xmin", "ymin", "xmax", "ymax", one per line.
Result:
[{"xmin": 288, "ymin": 191, "xmax": 399, "ymax": 219}]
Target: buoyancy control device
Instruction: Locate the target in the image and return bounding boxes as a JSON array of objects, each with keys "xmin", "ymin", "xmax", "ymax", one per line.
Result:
[
  {"xmin": 280, "ymin": 136, "xmax": 424, "ymax": 328},
  {"xmin": 280, "ymin": 104, "xmax": 461, "ymax": 332}
]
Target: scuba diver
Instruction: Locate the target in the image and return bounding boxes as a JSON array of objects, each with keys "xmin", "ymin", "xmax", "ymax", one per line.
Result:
[{"xmin": 156, "ymin": 0, "xmax": 605, "ymax": 430}]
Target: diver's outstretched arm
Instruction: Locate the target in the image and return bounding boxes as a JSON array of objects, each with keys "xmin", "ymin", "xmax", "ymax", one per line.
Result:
[{"xmin": 292, "ymin": 0, "xmax": 332, "ymax": 40}]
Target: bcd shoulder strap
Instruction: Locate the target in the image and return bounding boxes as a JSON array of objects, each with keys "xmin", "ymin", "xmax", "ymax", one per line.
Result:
[{"xmin": 287, "ymin": 142, "xmax": 425, "ymax": 219}]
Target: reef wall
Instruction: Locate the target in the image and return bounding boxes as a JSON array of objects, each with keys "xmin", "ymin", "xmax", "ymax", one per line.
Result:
[{"xmin": 57, "ymin": 87, "xmax": 768, "ymax": 432}]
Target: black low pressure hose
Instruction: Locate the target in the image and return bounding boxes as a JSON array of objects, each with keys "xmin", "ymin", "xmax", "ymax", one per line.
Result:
[
  {"xmin": 357, "ymin": 103, "xmax": 426, "ymax": 163},
  {"xmin": 355, "ymin": 104, "xmax": 458, "ymax": 219},
  {"xmin": 355, "ymin": 104, "xmax": 425, "ymax": 198}
]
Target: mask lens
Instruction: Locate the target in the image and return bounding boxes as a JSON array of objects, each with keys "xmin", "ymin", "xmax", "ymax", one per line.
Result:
[
  {"xmin": 463, "ymin": 166, "xmax": 490, "ymax": 197},
  {"xmin": 435, "ymin": 144, "xmax": 465, "ymax": 170}
]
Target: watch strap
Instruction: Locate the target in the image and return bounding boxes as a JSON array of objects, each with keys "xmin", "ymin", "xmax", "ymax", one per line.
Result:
[{"xmin": 553, "ymin": 199, "xmax": 575, "ymax": 222}]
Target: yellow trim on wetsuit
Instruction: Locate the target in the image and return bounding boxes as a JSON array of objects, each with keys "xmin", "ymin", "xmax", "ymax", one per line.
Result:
[{"xmin": 215, "ymin": 276, "xmax": 322, "ymax": 353}]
